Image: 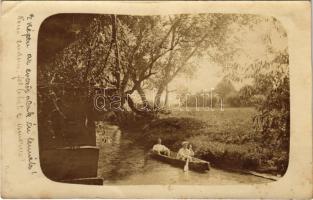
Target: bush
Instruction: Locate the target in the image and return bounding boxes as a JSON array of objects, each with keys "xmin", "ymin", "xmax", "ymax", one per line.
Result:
[
  {"xmin": 252, "ymin": 73, "xmax": 290, "ymax": 174},
  {"xmin": 226, "ymin": 92, "xmax": 241, "ymax": 107}
]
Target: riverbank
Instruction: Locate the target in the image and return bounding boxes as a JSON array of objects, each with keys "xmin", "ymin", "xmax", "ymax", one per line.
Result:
[{"xmin": 136, "ymin": 107, "xmax": 288, "ymax": 176}]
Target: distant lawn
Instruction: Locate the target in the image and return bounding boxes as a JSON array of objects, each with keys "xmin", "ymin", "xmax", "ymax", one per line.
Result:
[{"xmin": 167, "ymin": 107, "xmax": 256, "ymax": 138}]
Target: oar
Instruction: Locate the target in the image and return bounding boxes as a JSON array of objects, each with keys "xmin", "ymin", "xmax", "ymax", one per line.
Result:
[{"xmin": 183, "ymin": 157, "xmax": 189, "ymax": 172}]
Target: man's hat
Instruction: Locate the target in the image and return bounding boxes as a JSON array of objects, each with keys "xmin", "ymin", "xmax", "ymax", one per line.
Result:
[{"xmin": 182, "ymin": 141, "xmax": 189, "ymax": 146}]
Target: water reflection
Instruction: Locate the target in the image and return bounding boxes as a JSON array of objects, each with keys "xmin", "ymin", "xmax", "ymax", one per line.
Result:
[{"xmin": 96, "ymin": 122, "xmax": 272, "ymax": 185}]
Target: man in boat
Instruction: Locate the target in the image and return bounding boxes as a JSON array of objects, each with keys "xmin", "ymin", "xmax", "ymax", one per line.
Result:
[
  {"xmin": 152, "ymin": 138, "xmax": 170, "ymax": 156},
  {"xmin": 177, "ymin": 141, "xmax": 194, "ymax": 160}
]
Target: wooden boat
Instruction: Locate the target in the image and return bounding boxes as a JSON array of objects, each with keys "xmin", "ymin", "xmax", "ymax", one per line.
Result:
[{"xmin": 150, "ymin": 151, "xmax": 210, "ymax": 172}]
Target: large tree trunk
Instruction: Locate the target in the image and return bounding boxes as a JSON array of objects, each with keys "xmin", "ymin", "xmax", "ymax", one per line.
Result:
[
  {"xmin": 136, "ymin": 86, "xmax": 149, "ymax": 105},
  {"xmin": 126, "ymin": 96, "xmax": 154, "ymax": 118},
  {"xmin": 164, "ymin": 85, "xmax": 169, "ymax": 107},
  {"xmin": 154, "ymin": 83, "xmax": 166, "ymax": 108}
]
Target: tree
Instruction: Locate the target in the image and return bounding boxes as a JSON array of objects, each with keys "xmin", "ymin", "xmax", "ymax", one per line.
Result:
[
  {"xmin": 41, "ymin": 14, "xmax": 288, "ymax": 123},
  {"xmin": 152, "ymin": 14, "xmax": 236, "ymax": 108},
  {"xmin": 38, "ymin": 15, "xmax": 117, "ymax": 128},
  {"xmin": 214, "ymin": 78, "xmax": 237, "ymax": 101}
]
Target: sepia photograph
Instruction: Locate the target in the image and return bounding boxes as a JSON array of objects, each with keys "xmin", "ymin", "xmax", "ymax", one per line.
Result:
[
  {"xmin": 1, "ymin": 0, "xmax": 312, "ymax": 198},
  {"xmin": 37, "ymin": 13, "xmax": 289, "ymax": 185}
]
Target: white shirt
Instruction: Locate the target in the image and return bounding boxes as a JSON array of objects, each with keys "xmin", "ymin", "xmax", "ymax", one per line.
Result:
[
  {"xmin": 177, "ymin": 148, "xmax": 194, "ymax": 159},
  {"xmin": 152, "ymin": 144, "xmax": 169, "ymax": 152}
]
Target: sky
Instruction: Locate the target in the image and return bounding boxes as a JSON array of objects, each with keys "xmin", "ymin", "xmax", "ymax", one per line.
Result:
[{"xmin": 171, "ymin": 57, "xmax": 222, "ymax": 93}]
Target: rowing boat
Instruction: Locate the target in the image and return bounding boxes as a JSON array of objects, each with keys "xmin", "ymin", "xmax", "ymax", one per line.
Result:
[{"xmin": 150, "ymin": 151, "xmax": 210, "ymax": 172}]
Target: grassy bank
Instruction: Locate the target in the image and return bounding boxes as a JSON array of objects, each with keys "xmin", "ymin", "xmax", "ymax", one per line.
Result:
[{"xmin": 140, "ymin": 107, "xmax": 288, "ymax": 176}]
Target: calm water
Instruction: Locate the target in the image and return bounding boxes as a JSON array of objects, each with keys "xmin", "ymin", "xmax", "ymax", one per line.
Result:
[{"xmin": 96, "ymin": 123, "xmax": 272, "ymax": 185}]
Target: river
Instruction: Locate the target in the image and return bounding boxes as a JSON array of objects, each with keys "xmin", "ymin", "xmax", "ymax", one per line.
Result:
[{"xmin": 96, "ymin": 122, "xmax": 272, "ymax": 185}]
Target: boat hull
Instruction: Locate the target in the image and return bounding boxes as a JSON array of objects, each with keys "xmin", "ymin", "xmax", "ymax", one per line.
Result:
[{"xmin": 150, "ymin": 151, "xmax": 210, "ymax": 172}]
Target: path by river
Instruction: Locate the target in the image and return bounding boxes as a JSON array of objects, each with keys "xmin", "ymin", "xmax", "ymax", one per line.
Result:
[{"xmin": 96, "ymin": 123, "xmax": 272, "ymax": 185}]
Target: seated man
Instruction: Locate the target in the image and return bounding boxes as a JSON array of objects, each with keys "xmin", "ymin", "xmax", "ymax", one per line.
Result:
[
  {"xmin": 177, "ymin": 141, "xmax": 194, "ymax": 160},
  {"xmin": 152, "ymin": 138, "xmax": 170, "ymax": 156}
]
